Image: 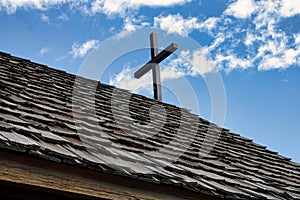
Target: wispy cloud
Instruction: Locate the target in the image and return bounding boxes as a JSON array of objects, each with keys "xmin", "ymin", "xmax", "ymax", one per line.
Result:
[
  {"xmin": 57, "ymin": 13, "xmax": 69, "ymax": 21},
  {"xmin": 250, "ymin": 1, "xmax": 300, "ymax": 70},
  {"xmin": 282, "ymin": 78, "xmax": 288, "ymax": 83},
  {"xmin": 124, "ymin": 16, "xmax": 149, "ymax": 32},
  {"xmin": 39, "ymin": 47, "xmax": 50, "ymax": 56},
  {"xmin": 110, "ymin": 67, "xmax": 152, "ymax": 92},
  {"xmin": 0, "ymin": 0, "xmax": 74, "ymax": 14},
  {"xmin": 109, "ymin": 65, "xmax": 185, "ymax": 93},
  {"xmin": 153, "ymin": 0, "xmax": 300, "ymax": 73},
  {"xmin": 170, "ymin": 48, "xmax": 217, "ymax": 76},
  {"xmin": 89, "ymin": 0, "xmax": 191, "ymax": 17},
  {"xmin": 70, "ymin": 39, "xmax": 99, "ymax": 59},
  {"xmin": 216, "ymin": 54, "xmax": 253, "ymax": 73},
  {"xmin": 109, "ymin": 0, "xmax": 300, "ymax": 91},
  {"xmin": 279, "ymin": 0, "xmax": 300, "ymax": 17},
  {"xmin": 154, "ymin": 14, "xmax": 199, "ymax": 37},
  {"xmin": 154, "ymin": 14, "xmax": 219, "ymax": 37},
  {"xmin": 2, "ymin": 0, "xmax": 299, "ymax": 76},
  {"xmin": 109, "ymin": 47, "xmax": 216, "ymax": 92},
  {"xmin": 114, "ymin": 16, "xmax": 150, "ymax": 39},
  {"xmin": 0, "ymin": 0, "xmax": 194, "ymax": 21},
  {"xmin": 224, "ymin": 0, "xmax": 257, "ymax": 19},
  {"xmin": 41, "ymin": 13, "xmax": 50, "ymax": 24}
]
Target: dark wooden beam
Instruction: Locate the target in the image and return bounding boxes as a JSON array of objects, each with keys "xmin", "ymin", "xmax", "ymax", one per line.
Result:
[
  {"xmin": 134, "ymin": 32, "xmax": 178, "ymax": 102},
  {"xmin": 134, "ymin": 42, "xmax": 178, "ymax": 79}
]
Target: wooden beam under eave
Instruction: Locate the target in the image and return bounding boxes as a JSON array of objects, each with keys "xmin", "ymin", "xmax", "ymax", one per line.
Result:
[{"xmin": 0, "ymin": 151, "xmax": 221, "ymax": 200}]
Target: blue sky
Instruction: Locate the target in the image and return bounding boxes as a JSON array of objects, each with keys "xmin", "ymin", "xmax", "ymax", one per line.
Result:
[{"xmin": 0, "ymin": 0, "xmax": 299, "ymax": 162}]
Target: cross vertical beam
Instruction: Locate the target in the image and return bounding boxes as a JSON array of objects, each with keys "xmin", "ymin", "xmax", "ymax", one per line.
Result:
[
  {"xmin": 134, "ymin": 32, "xmax": 178, "ymax": 102},
  {"xmin": 150, "ymin": 33, "xmax": 162, "ymax": 101}
]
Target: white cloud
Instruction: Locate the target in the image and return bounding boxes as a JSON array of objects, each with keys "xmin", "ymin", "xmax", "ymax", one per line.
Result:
[
  {"xmin": 161, "ymin": 66, "xmax": 185, "ymax": 80},
  {"xmin": 295, "ymin": 34, "xmax": 300, "ymax": 45},
  {"xmin": 110, "ymin": 67, "xmax": 151, "ymax": 92},
  {"xmin": 0, "ymin": 0, "xmax": 74, "ymax": 14},
  {"xmin": 0, "ymin": 0, "xmax": 191, "ymax": 15},
  {"xmin": 154, "ymin": 14, "xmax": 219, "ymax": 37},
  {"xmin": 115, "ymin": 16, "xmax": 150, "ymax": 39},
  {"xmin": 123, "ymin": 17, "xmax": 137, "ymax": 33},
  {"xmin": 244, "ymin": 33, "xmax": 257, "ymax": 46},
  {"xmin": 216, "ymin": 0, "xmax": 300, "ymax": 72},
  {"xmin": 284, "ymin": 47, "xmax": 300, "ymax": 65},
  {"xmin": 152, "ymin": 0, "xmax": 300, "ymax": 74},
  {"xmin": 262, "ymin": 38, "xmax": 286, "ymax": 55},
  {"xmin": 154, "ymin": 14, "xmax": 199, "ymax": 37},
  {"xmin": 70, "ymin": 40, "xmax": 99, "ymax": 59},
  {"xmin": 224, "ymin": 0, "xmax": 257, "ymax": 19},
  {"xmin": 39, "ymin": 47, "xmax": 49, "ymax": 56},
  {"xmin": 57, "ymin": 13, "xmax": 69, "ymax": 21},
  {"xmin": 110, "ymin": 0, "xmax": 300, "ymax": 90},
  {"xmin": 245, "ymin": 1, "xmax": 300, "ymax": 70},
  {"xmin": 258, "ymin": 42, "xmax": 300, "ymax": 70},
  {"xmin": 2, "ymin": 0, "xmax": 299, "ymax": 74},
  {"xmin": 41, "ymin": 13, "xmax": 50, "ymax": 24},
  {"xmin": 109, "ymin": 65, "xmax": 186, "ymax": 93},
  {"xmin": 208, "ymin": 35, "xmax": 226, "ymax": 50},
  {"xmin": 259, "ymin": 57, "xmax": 287, "ymax": 70},
  {"xmin": 89, "ymin": 0, "xmax": 191, "ymax": 17},
  {"xmin": 177, "ymin": 48, "xmax": 217, "ymax": 76},
  {"xmin": 123, "ymin": 16, "xmax": 149, "ymax": 32},
  {"xmin": 216, "ymin": 54, "xmax": 253, "ymax": 72},
  {"xmin": 257, "ymin": 43, "xmax": 300, "ymax": 71},
  {"xmin": 279, "ymin": 0, "xmax": 300, "ymax": 17},
  {"xmin": 110, "ymin": 47, "xmax": 217, "ymax": 92},
  {"xmin": 201, "ymin": 17, "xmax": 219, "ymax": 32},
  {"xmin": 151, "ymin": 0, "xmax": 299, "ymax": 74}
]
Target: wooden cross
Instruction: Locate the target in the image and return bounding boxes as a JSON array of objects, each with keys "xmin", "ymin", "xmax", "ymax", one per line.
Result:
[{"xmin": 134, "ymin": 32, "xmax": 178, "ymax": 102}]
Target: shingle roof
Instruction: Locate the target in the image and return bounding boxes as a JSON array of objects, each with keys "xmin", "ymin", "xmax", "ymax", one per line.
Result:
[{"xmin": 0, "ymin": 51, "xmax": 300, "ymax": 199}]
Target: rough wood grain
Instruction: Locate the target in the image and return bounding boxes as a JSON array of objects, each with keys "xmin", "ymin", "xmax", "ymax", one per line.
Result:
[{"xmin": 0, "ymin": 160, "xmax": 183, "ymax": 200}]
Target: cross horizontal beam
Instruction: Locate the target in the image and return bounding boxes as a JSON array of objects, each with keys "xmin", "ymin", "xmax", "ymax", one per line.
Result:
[{"xmin": 134, "ymin": 42, "xmax": 178, "ymax": 79}]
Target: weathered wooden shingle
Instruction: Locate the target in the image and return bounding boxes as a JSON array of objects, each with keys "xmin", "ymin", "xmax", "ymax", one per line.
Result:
[{"xmin": 0, "ymin": 51, "xmax": 300, "ymax": 199}]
